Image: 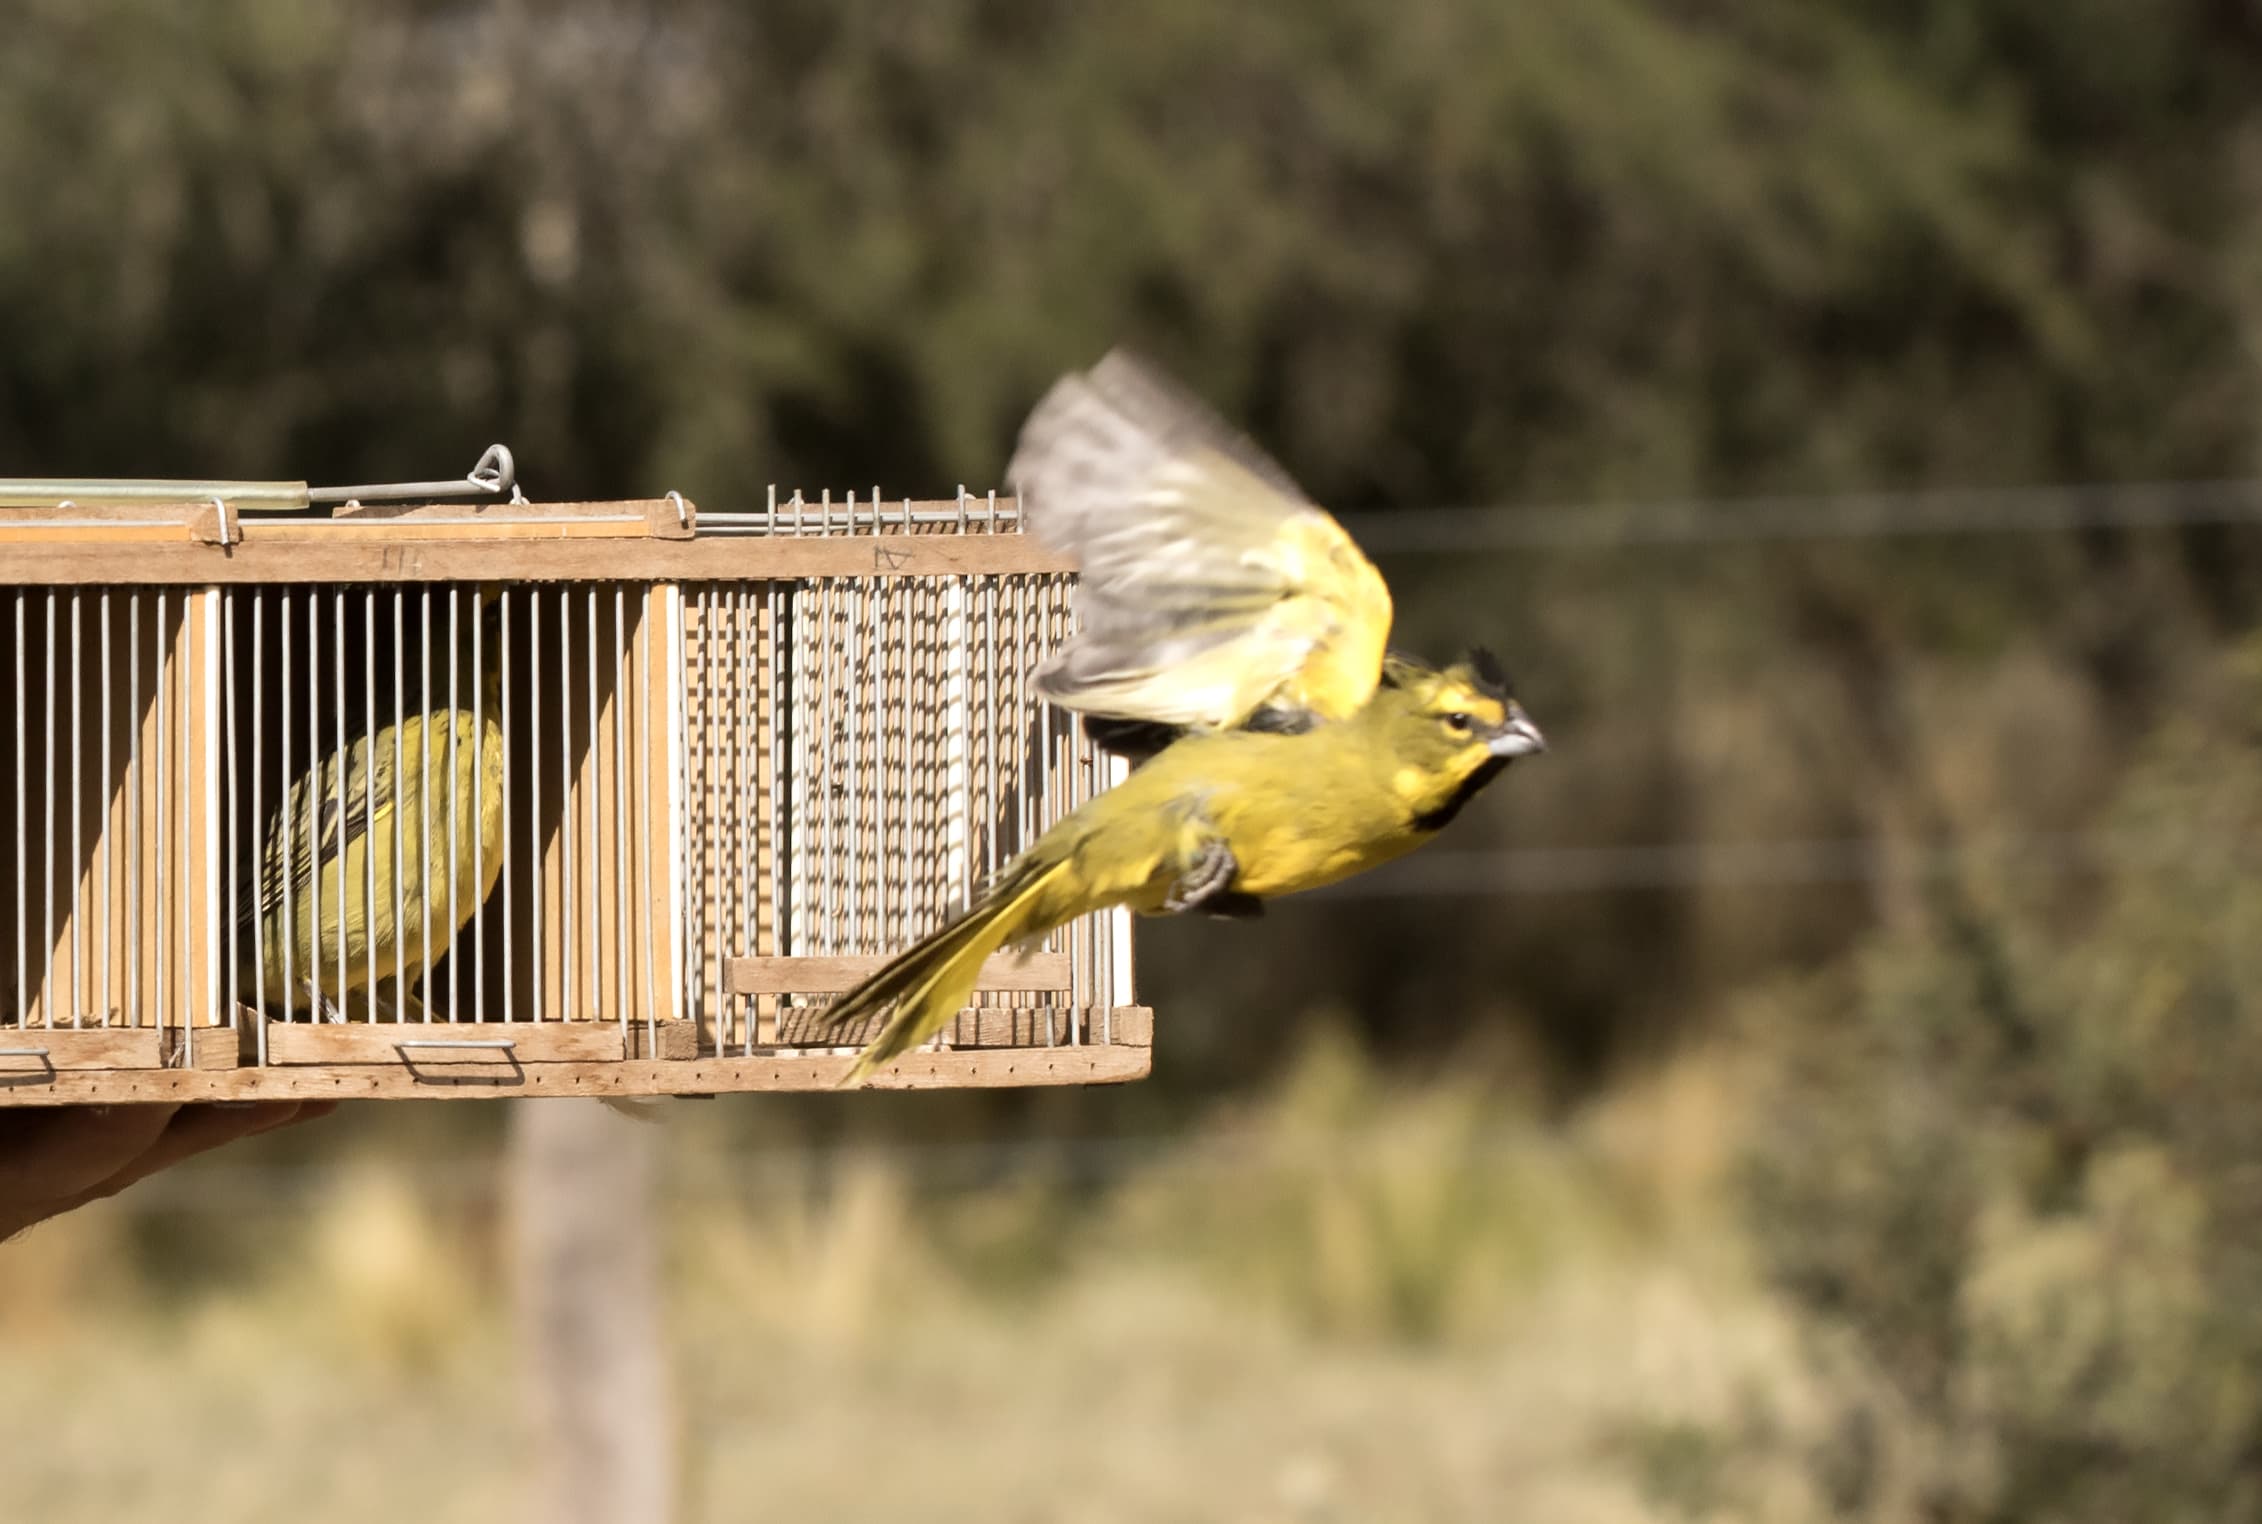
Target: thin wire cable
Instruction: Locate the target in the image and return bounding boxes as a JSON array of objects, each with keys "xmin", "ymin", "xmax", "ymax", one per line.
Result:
[
  {"xmin": 1341, "ymin": 476, "xmax": 2262, "ymax": 553},
  {"xmin": 1313, "ymin": 829, "xmax": 2201, "ymax": 900}
]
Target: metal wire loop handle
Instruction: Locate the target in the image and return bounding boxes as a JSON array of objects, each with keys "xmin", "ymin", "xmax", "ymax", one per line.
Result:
[
  {"xmin": 308, "ymin": 443, "xmax": 518, "ymax": 505},
  {"xmin": 0, "ymin": 444, "xmax": 520, "ymax": 511}
]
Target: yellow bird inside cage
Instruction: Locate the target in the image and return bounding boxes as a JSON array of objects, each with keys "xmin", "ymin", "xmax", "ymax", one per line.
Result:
[{"xmin": 239, "ymin": 592, "xmax": 505, "ymax": 1020}]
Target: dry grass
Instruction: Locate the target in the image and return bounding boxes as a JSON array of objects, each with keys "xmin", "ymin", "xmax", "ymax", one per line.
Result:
[{"xmin": 0, "ymin": 1042, "xmax": 1836, "ymax": 1523}]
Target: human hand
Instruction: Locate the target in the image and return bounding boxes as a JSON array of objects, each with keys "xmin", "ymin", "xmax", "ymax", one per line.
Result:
[{"xmin": 0, "ymin": 1102, "xmax": 336, "ymax": 1241}]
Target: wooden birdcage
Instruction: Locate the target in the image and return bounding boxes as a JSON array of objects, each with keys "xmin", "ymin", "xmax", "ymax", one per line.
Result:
[{"xmin": 0, "ymin": 453, "xmax": 1147, "ymax": 1103}]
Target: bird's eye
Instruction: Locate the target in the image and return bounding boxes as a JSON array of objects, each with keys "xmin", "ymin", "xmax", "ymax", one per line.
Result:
[{"xmin": 1443, "ymin": 712, "xmax": 1472, "ymax": 733}]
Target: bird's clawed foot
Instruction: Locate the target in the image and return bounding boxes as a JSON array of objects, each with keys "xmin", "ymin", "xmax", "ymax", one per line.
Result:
[{"xmin": 1165, "ymin": 839, "xmax": 1253, "ymax": 917}]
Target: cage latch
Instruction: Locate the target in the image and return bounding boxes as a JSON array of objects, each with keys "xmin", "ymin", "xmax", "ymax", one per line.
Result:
[
  {"xmin": 187, "ymin": 496, "xmax": 238, "ymax": 546},
  {"xmin": 645, "ymin": 490, "xmax": 696, "ymax": 539}
]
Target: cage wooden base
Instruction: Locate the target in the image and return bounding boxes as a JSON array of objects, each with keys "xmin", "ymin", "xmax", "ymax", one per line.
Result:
[{"xmin": 0, "ymin": 1008, "xmax": 1154, "ymax": 1105}]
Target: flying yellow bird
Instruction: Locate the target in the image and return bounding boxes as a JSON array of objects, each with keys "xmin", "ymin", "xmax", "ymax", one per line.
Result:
[
  {"xmin": 240, "ymin": 595, "xmax": 504, "ymax": 1020},
  {"xmin": 826, "ymin": 351, "xmax": 1542, "ymax": 1083},
  {"xmin": 1009, "ymin": 349, "xmax": 1396, "ymax": 737},
  {"xmin": 823, "ymin": 652, "xmax": 1543, "ymax": 1083}
]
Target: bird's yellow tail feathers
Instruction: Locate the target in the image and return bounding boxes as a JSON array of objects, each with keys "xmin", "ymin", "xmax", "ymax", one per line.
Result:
[{"xmin": 824, "ymin": 857, "xmax": 1074, "ymax": 1086}]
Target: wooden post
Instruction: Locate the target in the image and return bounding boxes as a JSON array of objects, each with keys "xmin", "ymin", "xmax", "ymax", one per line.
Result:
[{"xmin": 509, "ymin": 1099, "xmax": 676, "ymax": 1524}]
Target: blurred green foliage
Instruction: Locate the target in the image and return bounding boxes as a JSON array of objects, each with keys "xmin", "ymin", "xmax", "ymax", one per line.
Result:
[
  {"xmin": 1745, "ymin": 638, "xmax": 2262, "ymax": 1520},
  {"xmin": 13, "ymin": 0, "xmax": 2256, "ymax": 498}
]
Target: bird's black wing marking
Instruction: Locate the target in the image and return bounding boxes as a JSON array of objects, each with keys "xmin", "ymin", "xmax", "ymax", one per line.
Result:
[
  {"xmin": 1084, "ymin": 715, "xmax": 1188, "ymax": 764},
  {"xmin": 242, "ymin": 731, "xmax": 404, "ymax": 927},
  {"xmin": 1084, "ymin": 702, "xmax": 1315, "ymax": 765},
  {"xmin": 1240, "ymin": 704, "xmax": 1317, "ymax": 736}
]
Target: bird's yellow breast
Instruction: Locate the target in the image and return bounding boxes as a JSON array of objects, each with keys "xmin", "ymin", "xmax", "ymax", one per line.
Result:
[{"xmin": 1067, "ymin": 720, "xmax": 1431, "ymax": 905}]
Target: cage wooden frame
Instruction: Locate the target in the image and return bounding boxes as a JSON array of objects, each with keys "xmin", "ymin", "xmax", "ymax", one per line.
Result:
[{"xmin": 0, "ymin": 492, "xmax": 1150, "ymax": 1103}]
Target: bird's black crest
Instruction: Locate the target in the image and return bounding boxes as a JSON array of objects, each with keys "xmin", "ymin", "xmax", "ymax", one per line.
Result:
[{"xmin": 1460, "ymin": 646, "xmax": 1511, "ymax": 700}]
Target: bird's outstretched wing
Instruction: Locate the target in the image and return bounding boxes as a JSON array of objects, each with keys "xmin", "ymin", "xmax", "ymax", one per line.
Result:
[{"xmin": 1008, "ymin": 350, "xmax": 1393, "ymax": 732}]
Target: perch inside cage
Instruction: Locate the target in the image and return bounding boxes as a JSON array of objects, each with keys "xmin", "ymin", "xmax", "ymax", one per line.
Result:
[{"xmin": 0, "ymin": 460, "xmax": 1148, "ymax": 1102}]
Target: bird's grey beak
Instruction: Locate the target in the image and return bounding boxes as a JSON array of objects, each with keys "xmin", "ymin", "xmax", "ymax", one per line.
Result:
[{"xmin": 1489, "ymin": 710, "xmax": 1546, "ymax": 758}]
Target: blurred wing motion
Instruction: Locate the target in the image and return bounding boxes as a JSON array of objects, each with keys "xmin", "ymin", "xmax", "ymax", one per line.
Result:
[{"xmin": 1008, "ymin": 350, "xmax": 1394, "ymax": 732}]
